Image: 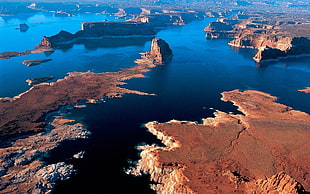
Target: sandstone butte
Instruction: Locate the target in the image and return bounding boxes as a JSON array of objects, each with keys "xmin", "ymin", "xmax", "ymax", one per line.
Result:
[
  {"xmin": 128, "ymin": 89, "xmax": 310, "ymax": 193},
  {"xmin": 0, "ymin": 38, "xmax": 172, "ymax": 137}
]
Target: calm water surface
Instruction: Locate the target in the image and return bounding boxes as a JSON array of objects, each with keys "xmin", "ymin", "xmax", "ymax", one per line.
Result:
[{"xmin": 1, "ymin": 13, "xmax": 310, "ymax": 193}]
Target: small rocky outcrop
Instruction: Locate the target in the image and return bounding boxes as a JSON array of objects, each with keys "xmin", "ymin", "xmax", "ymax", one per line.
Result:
[
  {"xmin": 22, "ymin": 59, "xmax": 52, "ymax": 67},
  {"xmin": 26, "ymin": 76, "xmax": 54, "ymax": 86},
  {"xmin": 73, "ymin": 151, "xmax": 85, "ymax": 159},
  {"xmin": 143, "ymin": 38, "xmax": 173, "ymax": 64}
]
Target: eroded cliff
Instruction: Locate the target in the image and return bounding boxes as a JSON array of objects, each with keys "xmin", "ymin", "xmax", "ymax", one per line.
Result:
[{"xmin": 205, "ymin": 12, "xmax": 310, "ymax": 62}]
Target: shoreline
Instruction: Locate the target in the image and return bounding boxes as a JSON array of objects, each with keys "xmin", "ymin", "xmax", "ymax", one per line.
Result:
[
  {"xmin": 0, "ymin": 51, "xmax": 157, "ymax": 136},
  {"xmin": 0, "ymin": 38, "xmax": 172, "ymax": 193},
  {"xmin": 128, "ymin": 89, "xmax": 310, "ymax": 193}
]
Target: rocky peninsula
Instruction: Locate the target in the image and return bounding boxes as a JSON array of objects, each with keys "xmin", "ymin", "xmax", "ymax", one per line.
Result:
[
  {"xmin": 0, "ymin": 38, "xmax": 172, "ymax": 193},
  {"xmin": 204, "ymin": 12, "xmax": 310, "ymax": 62},
  {"xmin": 299, "ymin": 87, "xmax": 310, "ymax": 94},
  {"xmin": 0, "ymin": 38, "xmax": 172, "ymax": 137},
  {"xmin": 128, "ymin": 89, "xmax": 310, "ymax": 193}
]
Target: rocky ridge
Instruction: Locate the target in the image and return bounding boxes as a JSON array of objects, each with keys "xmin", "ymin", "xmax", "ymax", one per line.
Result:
[{"xmin": 128, "ymin": 90, "xmax": 310, "ymax": 193}]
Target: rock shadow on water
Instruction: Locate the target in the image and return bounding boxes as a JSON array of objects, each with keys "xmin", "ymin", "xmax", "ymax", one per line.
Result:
[
  {"xmin": 255, "ymin": 55, "xmax": 310, "ymax": 68},
  {"xmin": 53, "ymin": 36, "xmax": 154, "ymax": 52}
]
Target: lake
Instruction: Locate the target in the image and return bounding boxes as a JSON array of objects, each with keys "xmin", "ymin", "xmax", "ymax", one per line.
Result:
[{"xmin": 1, "ymin": 12, "xmax": 310, "ymax": 193}]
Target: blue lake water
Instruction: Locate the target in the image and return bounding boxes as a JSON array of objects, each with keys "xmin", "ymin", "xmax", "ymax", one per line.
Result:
[{"xmin": 1, "ymin": 12, "xmax": 310, "ymax": 193}]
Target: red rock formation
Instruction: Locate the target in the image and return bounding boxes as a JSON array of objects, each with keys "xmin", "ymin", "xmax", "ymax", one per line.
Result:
[
  {"xmin": 143, "ymin": 38, "xmax": 173, "ymax": 64},
  {"xmin": 129, "ymin": 90, "xmax": 310, "ymax": 193}
]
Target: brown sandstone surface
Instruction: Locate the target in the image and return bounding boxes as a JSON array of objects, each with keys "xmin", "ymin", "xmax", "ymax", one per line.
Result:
[{"xmin": 129, "ymin": 89, "xmax": 310, "ymax": 193}]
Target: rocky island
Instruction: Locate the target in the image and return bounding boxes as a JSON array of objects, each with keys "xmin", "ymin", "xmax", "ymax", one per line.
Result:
[
  {"xmin": 128, "ymin": 89, "xmax": 310, "ymax": 193},
  {"xmin": 0, "ymin": 47, "xmax": 54, "ymax": 59},
  {"xmin": 0, "ymin": 38, "xmax": 172, "ymax": 193},
  {"xmin": 22, "ymin": 59, "xmax": 52, "ymax": 67},
  {"xmin": 204, "ymin": 12, "xmax": 310, "ymax": 62}
]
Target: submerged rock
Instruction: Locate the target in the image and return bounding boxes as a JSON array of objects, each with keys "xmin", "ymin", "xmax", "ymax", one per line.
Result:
[{"xmin": 18, "ymin": 23, "xmax": 29, "ymax": 32}]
